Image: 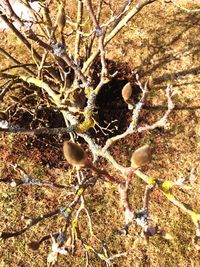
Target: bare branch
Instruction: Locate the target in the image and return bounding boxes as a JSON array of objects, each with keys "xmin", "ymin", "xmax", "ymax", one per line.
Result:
[
  {"xmin": 0, "ymin": 47, "xmax": 35, "ymax": 75},
  {"xmin": 0, "ymin": 208, "xmax": 61, "ymax": 239},
  {"xmin": 0, "ymin": 11, "xmax": 41, "ymax": 62},
  {"xmin": 0, "ymin": 79, "xmax": 16, "ymax": 100},
  {"xmin": 0, "ymin": 123, "xmax": 77, "ymax": 136},
  {"xmin": 74, "ymin": 0, "xmax": 83, "ymax": 63},
  {"xmin": 82, "ymin": 0, "xmax": 156, "ymax": 73},
  {"xmin": 103, "ymin": 75, "xmax": 149, "ymax": 151},
  {"xmin": 138, "ymin": 84, "xmax": 175, "ymax": 132}
]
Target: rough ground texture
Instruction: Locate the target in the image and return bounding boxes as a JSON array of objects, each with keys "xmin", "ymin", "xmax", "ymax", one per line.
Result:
[{"xmin": 0, "ymin": 0, "xmax": 200, "ymax": 266}]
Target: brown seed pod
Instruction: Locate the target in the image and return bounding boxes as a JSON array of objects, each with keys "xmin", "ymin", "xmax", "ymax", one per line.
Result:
[
  {"xmin": 122, "ymin": 82, "xmax": 134, "ymax": 110},
  {"xmin": 57, "ymin": 4, "xmax": 66, "ymax": 33},
  {"xmin": 63, "ymin": 141, "xmax": 88, "ymax": 168},
  {"xmin": 131, "ymin": 145, "xmax": 152, "ymax": 168},
  {"xmin": 122, "ymin": 82, "xmax": 132, "ymax": 101},
  {"xmin": 27, "ymin": 241, "xmax": 40, "ymax": 250}
]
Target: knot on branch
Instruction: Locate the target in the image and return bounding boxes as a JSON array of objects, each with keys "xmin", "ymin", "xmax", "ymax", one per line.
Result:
[
  {"xmin": 135, "ymin": 1, "xmax": 145, "ymax": 11},
  {"xmin": 64, "ymin": 124, "xmax": 78, "ymax": 133},
  {"xmin": 56, "ymin": 232, "xmax": 67, "ymax": 246},
  {"xmin": 135, "ymin": 208, "xmax": 149, "ymax": 227},
  {"xmin": 60, "ymin": 207, "xmax": 71, "ymax": 221},
  {"xmin": 9, "ymin": 124, "xmax": 21, "ymax": 131},
  {"xmin": 53, "ymin": 42, "xmax": 66, "ymax": 57},
  {"xmin": 87, "ymin": 92, "xmax": 96, "ymax": 107},
  {"xmin": 22, "ymin": 174, "xmax": 42, "ymax": 186},
  {"xmin": 96, "ymin": 27, "xmax": 104, "ymax": 37}
]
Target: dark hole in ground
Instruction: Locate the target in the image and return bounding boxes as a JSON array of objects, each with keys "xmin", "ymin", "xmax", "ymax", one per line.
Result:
[
  {"xmin": 89, "ymin": 59, "xmax": 142, "ymax": 142},
  {"xmin": 36, "ymin": 107, "xmax": 66, "ymax": 128},
  {"xmin": 93, "ymin": 78, "xmax": 141, "ymax": 143},
  {"xmin": 7, "ymin": 61, "xmax": 144, "ymax": 167}
]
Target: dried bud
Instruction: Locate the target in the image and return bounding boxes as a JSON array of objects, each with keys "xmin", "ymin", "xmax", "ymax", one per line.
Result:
[
  {"xmin": 122, "ymin": 82, "xmax": 134, "ymax": 110},
  {"xmin": 144, "ymin": 224, "xmax": 158, "ymax": 236},
  {"xmin": 131, "ymin": 145, "xmax": 152, "ymax": 168},
  {"xmin": 63, "ymin": 141, "xmax": 88, "ymax": 168},
  {"xmin": 57, "ymin": 4, "xmax": 66, "ymax": 33},
  {"xmin": 28, "ymin": 241, "xmax": 40, "ymax": 250},
  {"xmin": 147, "ymin": 76, "xmax": 153, "ymax": 90}
]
